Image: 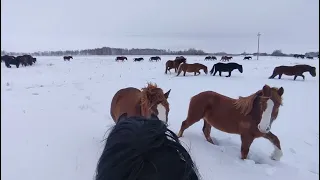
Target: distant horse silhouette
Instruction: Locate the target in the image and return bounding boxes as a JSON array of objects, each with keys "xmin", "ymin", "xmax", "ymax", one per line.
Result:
[
  {"xmin": 221, "ymin": 56, "xmax": 233, "ymax": 62},
  {"xmin": 2, "ymin": 55, "xmax": 20, "ymax": 68},
  {"xmin": 133, "ymin": 57, "xmax": 144, "ymax": 62},
  {"xmin": 176, "ymin": 63, "xmax": 208, "ymax": 76},
  {"xmin": 268, "ymin": 64, "xmax": 316, "ymax": 80},
  {"xmin": 149, "ymin": 56, "xmax": 161, "ymax": 62},
  {"xmin": 306, "ymin": 56, "xmax": 314, "ymax": 59},
  {"xmin": 95, "ymin": 115, "xmax": 200, "ymax": 180},
  {"xmin": 63, "ymin": 56, "xmax": 73, "ymax": 61},
  {"xmin": 293, "ymin": 54, "xmax": 305, "ymax": 59},
  {"xmin": 175, "ymin": 56, "xmax": 187, "ymax": 61},
  {"xmin": 210, "ymin": 62, "xmax": 243, "ymax": 77},
  {"xmin": 243, "ymin": 56, "xmax": 252, "ymax": 60},
  {"xmin": 204, "ymin": 56, "xmax": 217, "ymax": 61},
  {"xmin": 177, "ymin": 85, "xmax": 284, "ymax": 160},
  {"xmin": 110, "ymin": 83, "xmax": 171, "ymax": 123},
  {"xmin": 165, "ymin": 58, "xmax": 187, "ymax": 74},
  {"xmin": 115, "ymin": 56, "xmax": 127, "ymax": 61}
]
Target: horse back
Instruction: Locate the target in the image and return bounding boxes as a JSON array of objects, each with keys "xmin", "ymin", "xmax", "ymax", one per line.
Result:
[
  {"xmin": 110, "ymin": 87, "xmax": 142, "ymax": 123},
  {"xmin": 189, "ymin": 91, "xmax": 245, "ymax": 134}
]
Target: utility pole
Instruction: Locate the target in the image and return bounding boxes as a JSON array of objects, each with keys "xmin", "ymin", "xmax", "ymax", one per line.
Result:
[{"xmin": 257, "ymin": 32, "xmax": 261, "ymax": 60}]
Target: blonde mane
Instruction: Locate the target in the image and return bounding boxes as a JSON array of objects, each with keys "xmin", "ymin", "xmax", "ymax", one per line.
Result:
[
  {"xmin": 140, "ymin": 82, "xmax": 169, "ymax": 118},
  {"xmin": 234, "ymin": 90, "xmax": 261, "ymax": 116}
]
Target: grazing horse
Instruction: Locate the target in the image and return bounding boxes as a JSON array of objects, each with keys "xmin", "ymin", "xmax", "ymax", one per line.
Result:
[
  {"xmin": 165, "ymin": 58, "xmax": 187, "ymax": 74},
  {"xmin": 210, "ymin": 62, "xmax": 243, "ymax": 77},
  {"xmin": 133, "ymin": 57, "xmax": 144, "ymax": 62},
  {"xmin": 243, "ymin": 56, "xmax": 252, "ymax": 60},
  {"xmin": 95, "ymin": 115, "xmax": 200, "ymax": 180},
  {"xmin": 110, "ymin": 83, "xmax": 171, "ymax": 123},
  {"xmin": 268, "ymin": 64, "xmax": 316, "ymax": 80},
  {"xmin": 63, "ymin": 56, "xmax": 73, "ymax": 61},
  {"xmin": 204, "ymin": 56, "xmax": 217, "ymax": 61},
  {"xmin": 149, "ymin": 56, "xmax": 161, "ymax": 62},
  {"xmin": 221, "ymin": 56, "xmax": 233, "ymax": 62},
  {"xmin": 115, "ymin": 56, "xmax": 127, "ymax": 61},
  {"xmin": 176, "ymin": 63, "xmax": 208, "ymax": 76},
  {"xmin": 177, "ymin": 85, "xmax": 284, "ymax": 160}
]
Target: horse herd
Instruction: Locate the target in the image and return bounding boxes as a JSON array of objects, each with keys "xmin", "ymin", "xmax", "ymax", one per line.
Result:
[
  {"xmin": 163, "ymin": 56, "xmax": 317, "ymax": 81},
  {"xmin": 105, "ymin": 82, "xmax": 285, "ymax": 179}
]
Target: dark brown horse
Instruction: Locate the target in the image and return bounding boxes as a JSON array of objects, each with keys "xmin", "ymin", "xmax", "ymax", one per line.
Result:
[
  {"xmin": 243, "ymin": 56, "xmax": 252, "ymax": 60},
  {"xmin": 221, "ymin": 56, "xmax": 233, "ymax": 62},
  {"xmin": 149, "ymin": 56, "xmax": 161, "ymax": 61},
  {"xmin": 268, "ymin": 64, "xmax": 316, "ymax": 80},
  {"xmin": 165, "ymin": 58, "xmax": 187, "ymax": 74},
  {"xmin": 63, "ymin": 56, "xmax": 73, "ymax": 61},
  {"xmin": 115, "ymin": 56, "xmax": 127, "ymax": 61},
  {"xmin": 204, "ymin": 56, "xmax": 217, "ymax": 61},
  {"xmin": 110, "ymin": 83, "xmax": 171, "ymax": 123},
  {"xmin": 176, "ymin": 63, "xmax": 208, "ymax": 76},
  {"xmin": 177, "ymin": 85, "xmax": 284, "ymax": 160}
]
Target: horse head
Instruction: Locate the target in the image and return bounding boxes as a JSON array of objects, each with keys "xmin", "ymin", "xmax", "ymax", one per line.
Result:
[
  {"xmin": 309, "ymin": 66, "xmax": 316, "ymax": 77},
  {"xmin": 141, "ymin": 83, "xmax": 171, "ymax": 123},
  {"xmin": 256, "ymin": 85, "xmax": 284, "ymax": 133}
]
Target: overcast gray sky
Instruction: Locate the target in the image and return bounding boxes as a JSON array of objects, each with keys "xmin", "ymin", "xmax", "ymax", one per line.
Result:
[{"xmin": 1, "ymin": 0, "xmax": 319, "ymax": 53}]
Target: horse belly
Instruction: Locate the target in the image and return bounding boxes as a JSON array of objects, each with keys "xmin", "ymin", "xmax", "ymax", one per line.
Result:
[{"xmin": 204, "ymin": 108, "xmax": 240, "ymax": 134}]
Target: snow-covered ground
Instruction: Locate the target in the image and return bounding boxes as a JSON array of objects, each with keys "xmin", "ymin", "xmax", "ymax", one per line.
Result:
[{"xmin": 1, "ymin": 55, "xmax": 319, "ymax": 180}]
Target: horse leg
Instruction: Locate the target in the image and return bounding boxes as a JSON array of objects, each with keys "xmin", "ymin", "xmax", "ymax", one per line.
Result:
[
  {"xmin": 301, "ymin": 74, "xmax": 305, "ymax": 80},
  {"xmin": 165, "ymin": 66, "xmax": 168, "ymax": 74},
  {"xmin": 202, "ymin": 120, "xmax": 215, "ymax": 144},
  {"xmin": 226, "ymin": 71, "xmax": 231, "ymax": 77},
  {"xmin": 240, "ymin": 134, "xmax": 255, "ymax": 159},
  {"xmin": 219, "ymin": 71, "xmax": 222, "ymax": 76},
  {"xmin": 177, "ymin": 117, "xmax": 201, "ymax": 137},
  {"xmin": 183, "ymin": 70, "xmax": 186, "ymax": 76},
  {"xmin": 213, "ymin": 70, "xmax": 217, "ymax": 76},
  {"xmin": 293, "ymin": 75, "xmax": 298, "ymax": 80},
  {"xmin": 263, "ymin": 132, "xmax": 283, "ymax": 161}
]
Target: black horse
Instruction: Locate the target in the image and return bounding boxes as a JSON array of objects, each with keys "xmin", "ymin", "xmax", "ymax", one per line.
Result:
[
  {"xmin": 19, "ymin": 55, "xmax": 35, "ymax": 66},
  {"xmin": 243, "ymin": 56, "xmax": 252, "ymax": 60},
  {"xmin": 115, "ymin": 56, "xmax": 127, "ymax": 61},
  {"xmin": 133, "ymin": 57, "xmax": 144, "ymax": 62},
  {"xmin": 210, "ymin": 62, "xmax": 243, "ymax": 77},
  {"xmin": 63, "ymin": 56, "xmax": 73, "ymax": 61},
  {"xmin": 95, "ymin": 114, "xmax": 200, "ymax": 180},
  {"xmin": 149, "ymin": 56, "xmax": 161, "ymax": 61},
  {"xmin": 306, "ymin": 56, "xmax": 314, "ymax": 59},
  {"xmin": 204, "ymin": 56, "xmax": 217, "ymax": 61},
  {"xmin": 2, "ymin": 55, "xmax": 20, "ymax": 68}
]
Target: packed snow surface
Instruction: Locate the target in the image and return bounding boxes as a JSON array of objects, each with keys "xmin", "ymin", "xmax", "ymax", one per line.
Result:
[{"xmin": 1, "ymin": 55, "xmax": 319, "ymax": 180}]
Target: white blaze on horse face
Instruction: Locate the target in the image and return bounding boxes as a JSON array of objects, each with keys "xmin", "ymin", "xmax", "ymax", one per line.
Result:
[
  {"xmin": 157, "ymin": 104, "xmax": 167, "ymax": 123},
  {"xmin": 258, "ymin": 99, "xmax": 274, "ymax": 133}
]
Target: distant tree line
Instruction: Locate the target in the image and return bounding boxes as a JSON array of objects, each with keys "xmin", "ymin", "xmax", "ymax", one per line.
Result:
[
  {"xmin": 1, "ymin": 47, "xmax": 208, "ymax": 56},
  {"xmin": 1, "ymin": 47, "xmax": 318, "ymax": 58}
]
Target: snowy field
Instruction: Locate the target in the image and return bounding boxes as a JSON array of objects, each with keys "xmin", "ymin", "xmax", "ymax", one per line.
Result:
[{"xmin": 1, "ymin": 55, "xmax": 319, "ymax": 180}]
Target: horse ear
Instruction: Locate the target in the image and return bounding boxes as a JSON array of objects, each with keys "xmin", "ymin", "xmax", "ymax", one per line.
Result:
[
  {"xmin": 278, "ymin": 87, "xmax": 284, "ymax": 96},
  {"xmin": 262, "ymin": 85, "xmax": 271, "ymax": 97},
  {"xmin": 164, "ymin": 89, "xmax": 171, "ymax": 99}
]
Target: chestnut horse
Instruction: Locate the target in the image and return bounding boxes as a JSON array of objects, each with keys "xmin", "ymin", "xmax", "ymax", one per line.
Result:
[
  {"xmin": 165, "ymin": 58, "xmax": 187, "ymax": 74},
  {"xmin": 268, "ymin": 64, "xmax": 316, "ymax": 80},
  {"xmin": 110, "ymin": 83, "xmax": 171, "ymax": 123},
  {"xmin": 176, "ymin": 63, "xmax": 208, "ymax": 76},
  {"xmin": 177, "ymin": 85, "xmax": 284, "ymax": 160}
]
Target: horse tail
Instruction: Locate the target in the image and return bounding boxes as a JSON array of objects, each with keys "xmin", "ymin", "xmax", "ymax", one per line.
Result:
[
  {"xmin": 177, "ymin": 63, "xmax": 184, "ymax": 73},
  {"xmin": 209, "ymin": 65, "xmax": 214, "ymax": 74},
  {"xmin": 268, "ymin": 67, "xmax": 279, "ymax": 79}
]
